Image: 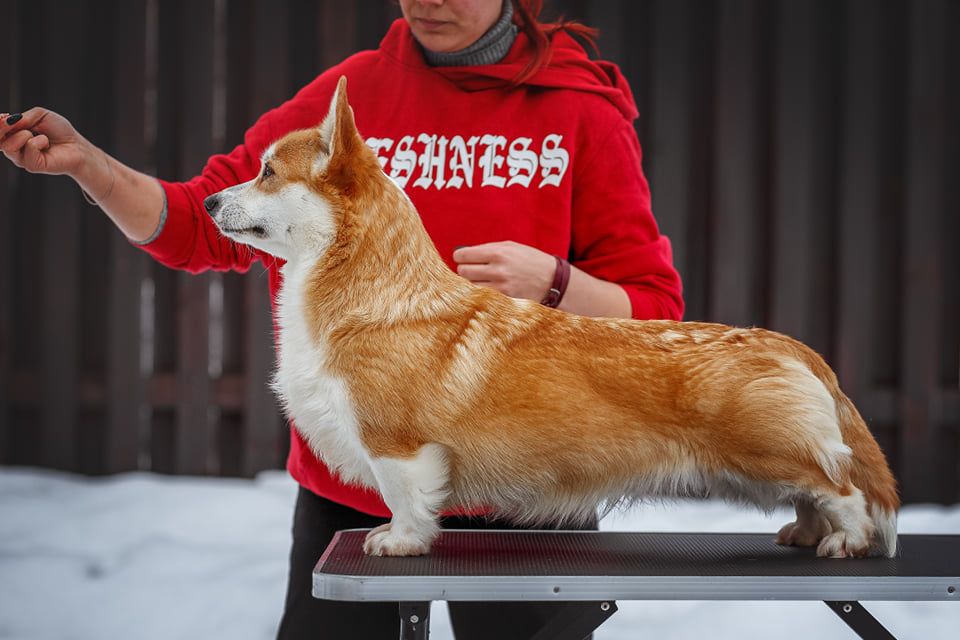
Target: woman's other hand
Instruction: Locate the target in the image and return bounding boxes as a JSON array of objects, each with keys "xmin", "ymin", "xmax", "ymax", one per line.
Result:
[{"xmin": 453, "ymin": 240, "xmax": 556, "ymax": 302}]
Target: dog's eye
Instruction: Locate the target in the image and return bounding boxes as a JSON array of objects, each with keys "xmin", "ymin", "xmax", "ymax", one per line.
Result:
[{"xmin": 262, "ymin": 163, "xmax": 274, "ymax": 178}]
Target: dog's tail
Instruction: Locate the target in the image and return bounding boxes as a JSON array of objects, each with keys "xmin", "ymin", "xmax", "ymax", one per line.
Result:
[
  {"xmin": 834, "ymin": 390, "xmax": 900, "ymax": 557},
  {"xmin": 800, "ymin": 349, "xmax": 900, "ymax": 557}
]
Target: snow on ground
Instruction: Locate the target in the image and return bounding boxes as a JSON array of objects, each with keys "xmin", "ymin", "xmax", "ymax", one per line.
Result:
[{"xmin": 1, "ymin": 467, "xmax": 958, "ymax": 640}]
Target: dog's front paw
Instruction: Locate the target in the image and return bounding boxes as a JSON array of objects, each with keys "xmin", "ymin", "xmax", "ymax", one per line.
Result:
[{"xmin": 363, "ymin": 523, "xmax": 433, "ymax": 557}]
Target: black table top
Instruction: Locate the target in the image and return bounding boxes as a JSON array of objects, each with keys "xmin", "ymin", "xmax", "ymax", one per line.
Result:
[{"xmin": 313, "ymin": 530, "xmax": 960, "ymax": 602}]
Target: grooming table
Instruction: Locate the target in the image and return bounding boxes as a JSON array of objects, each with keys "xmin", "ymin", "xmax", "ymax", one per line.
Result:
[{"xmin": 313, "ymin": 529, "xmax": 960, "ymax": 639}]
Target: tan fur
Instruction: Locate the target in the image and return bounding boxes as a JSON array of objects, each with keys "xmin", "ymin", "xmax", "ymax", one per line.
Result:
[{"xmin": 227, "ymin": 77, "xmax": 900, "ymax": 557}]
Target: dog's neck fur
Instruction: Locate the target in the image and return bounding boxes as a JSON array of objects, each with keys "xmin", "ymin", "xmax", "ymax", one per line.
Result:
[{"xmin": 283, "ymin": 174, "xmax": 473, "ymax": 337}]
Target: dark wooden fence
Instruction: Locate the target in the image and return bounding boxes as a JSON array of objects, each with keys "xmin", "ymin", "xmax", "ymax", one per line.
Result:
[{"xmin": 1, "ymin": 0, "xmax": 957, "ymax": 504}]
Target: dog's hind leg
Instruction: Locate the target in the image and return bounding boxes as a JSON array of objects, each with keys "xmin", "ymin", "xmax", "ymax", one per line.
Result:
[
  {"xmin": 811, "ymin": 485, "xmax": 875, "ymax": 558},
  {"xmin": 775, "ymin": 499, "xmax": 832, "ymax": 547},
  {"xmin": 362, "ymin": 443, "xmax": 451, "ymax": 556}
]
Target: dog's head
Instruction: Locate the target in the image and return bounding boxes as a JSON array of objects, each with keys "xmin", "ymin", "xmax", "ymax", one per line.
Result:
[{"xmin": 204, "ymin": 76, "xmax": 385, "ymax": 262}]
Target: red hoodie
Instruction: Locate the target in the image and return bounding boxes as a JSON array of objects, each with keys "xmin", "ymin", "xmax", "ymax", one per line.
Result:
[{"xmin": 136, "ymin": 19, "xmax": 684, "ymax": 516}]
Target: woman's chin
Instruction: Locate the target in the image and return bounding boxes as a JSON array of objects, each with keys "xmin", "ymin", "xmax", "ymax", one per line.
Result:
[{"xmin": 412, "ymin": 30, "xmax": 469, "ymax": 54}]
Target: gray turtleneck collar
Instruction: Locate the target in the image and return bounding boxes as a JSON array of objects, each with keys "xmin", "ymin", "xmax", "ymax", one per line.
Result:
[{"xmin": 419, "ymin": 0, "xmax": 518, "ymax": 67}]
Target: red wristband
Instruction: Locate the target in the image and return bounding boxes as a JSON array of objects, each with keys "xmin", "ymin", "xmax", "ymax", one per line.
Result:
[{"xmin": 540, "ymin": 256, "xmax": 571, "ymax": 308}]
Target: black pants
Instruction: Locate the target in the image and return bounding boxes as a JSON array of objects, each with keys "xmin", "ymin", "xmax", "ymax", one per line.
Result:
[{"xmin": 276, "ymin": 487, "xmax": 598, "ymax": 639}]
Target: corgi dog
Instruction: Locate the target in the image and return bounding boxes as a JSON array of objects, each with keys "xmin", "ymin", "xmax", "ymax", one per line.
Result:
[{"xmin": 204, "ymin": 77, "xmax": 899, "ymax": 559}]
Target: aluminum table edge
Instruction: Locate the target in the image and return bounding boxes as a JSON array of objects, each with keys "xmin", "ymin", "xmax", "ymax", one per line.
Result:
[{"xmin": 313, "ymin": 573, "xmax": 960, "ymax": 602}]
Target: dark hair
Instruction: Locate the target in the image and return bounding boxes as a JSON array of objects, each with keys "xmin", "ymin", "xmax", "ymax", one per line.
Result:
[{"xmin": 510, "ymin": 0, "xmax": 599, "ymax": 84}]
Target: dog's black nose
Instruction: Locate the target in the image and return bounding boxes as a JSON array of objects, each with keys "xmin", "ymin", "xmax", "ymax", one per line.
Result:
[{"xmin": 203, "ymin": 193, "xmax": 220, "ymax": 217}]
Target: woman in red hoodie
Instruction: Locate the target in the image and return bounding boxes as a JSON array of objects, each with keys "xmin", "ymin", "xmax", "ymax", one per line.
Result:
[{"xmin": 1, "ymin": 0, "xmax": 683, "ymax": 637}]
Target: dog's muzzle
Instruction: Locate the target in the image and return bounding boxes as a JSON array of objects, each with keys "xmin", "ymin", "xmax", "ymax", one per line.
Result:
[{"xmin": 203, "ymin": 193, "xmax": 221, "ymax": 218}]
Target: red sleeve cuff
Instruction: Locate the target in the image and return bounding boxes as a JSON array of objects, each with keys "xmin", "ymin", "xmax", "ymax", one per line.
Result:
[
  {"xmin": 127, "ymin": 180, "xmax": 199, "ymax": 271},
  {"xmin": 622, "ymin": 285, "xmax": 683, "ymax": 321}
]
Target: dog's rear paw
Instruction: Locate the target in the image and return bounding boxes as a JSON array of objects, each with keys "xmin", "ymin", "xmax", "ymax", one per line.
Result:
[
  {"xmin": 816, "ymin": 531, "xmax": 869, "ymax": 558},
  {"xmin": 775, "ymin": 521, "xmax": 824, "ymax": 547},
  {"xmin": 363, "ymin": 523, "xmax": 433, "ymax": 557}
]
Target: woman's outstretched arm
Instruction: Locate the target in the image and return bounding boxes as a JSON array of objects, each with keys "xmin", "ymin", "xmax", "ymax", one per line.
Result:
[{"xmin": 0, "ymin": 108, "xmax": 165, "ymax": 243}]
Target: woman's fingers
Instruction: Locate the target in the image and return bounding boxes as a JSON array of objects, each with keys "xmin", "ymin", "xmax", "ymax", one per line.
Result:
[
  {"xmin": 2, "ymin": 129, "xmax": 56, "ymax": 173},
  {"xmin": 22, "ymin": 134, "xmax": 51, "ymax": 172},
  {"xmin": 453, "ymin": 245, "xmax": 495, "ymax": 264},
  {"xmin": 0, "ymin": 129, "xmax": 33, "ymax": 156},
  {"xmin": 3, "ymin": 107, "xmax": 40, "ymax": 128},
  {"xmin": 0, "ymin": 112, "xmax": 25, "ymax": 142},
  {"xmin": 0, "ymin": 108, "xmax": 52, "ymax": 143},
  {"xmin": 28, "ymin": 133, "xmax": 50, "ymax": 150},
  {"xmin": 456, "ymin": 263, "xmax": 502, "ymax": 282}
]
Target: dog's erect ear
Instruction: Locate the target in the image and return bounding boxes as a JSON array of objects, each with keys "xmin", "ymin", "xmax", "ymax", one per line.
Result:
[
  {"xmin": 318, "ymin": 76, "xmax": 359, "ymax": 160},
  {"xmin": 317, "ymin": 75, "xmax": 372, "ymax": 191},
  {"xmin": 317, "ymin": 79, "xmax": 341, "ymax": 149}
]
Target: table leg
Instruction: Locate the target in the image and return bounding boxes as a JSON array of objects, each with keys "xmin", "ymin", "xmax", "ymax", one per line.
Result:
[
  {"xmin": 824, "ymin": 601, "xmax": 897, "ymax": 640},
  {"xmin": 529, "ymin": 601, "xmax": 618, "ymax": 640},
  {"xmin": 399, "ymin": 602, "xmax": 431, "ymax": 640}
]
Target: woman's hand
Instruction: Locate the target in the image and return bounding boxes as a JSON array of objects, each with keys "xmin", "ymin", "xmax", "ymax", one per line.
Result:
[
  {"xmin": 0, "ymin": 108, "xmax": 95, "ymax": 178},
  {"xmin": 1, "ymin": 107, "xmax": 164, "ymax": 242},
  {"xmin": 452, "ymin": 240, "xmax": 556, "ymax": 302},
  {"xmin": 453, "ymin": 240, "xmax": 634, "ymax": 318}
]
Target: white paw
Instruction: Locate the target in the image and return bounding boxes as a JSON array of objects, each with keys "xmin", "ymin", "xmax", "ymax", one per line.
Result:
[
  {"xmin": 816, "ymin": 531, "xmax": 869, "ymax": 558},
  {"xmin": 362, "ymin": 523, "xmax": 434, "ymax": 557}
]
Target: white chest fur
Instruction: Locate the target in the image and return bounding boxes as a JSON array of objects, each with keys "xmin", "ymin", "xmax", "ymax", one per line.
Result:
[{"xmin": 273, "ymin": 259, "xmax": 377, "ymax": 489}]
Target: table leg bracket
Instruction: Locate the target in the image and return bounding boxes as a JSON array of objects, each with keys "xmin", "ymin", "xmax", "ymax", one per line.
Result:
[
  {"xmin": 824, "ymin": 601, "xmax": 897, "ymax": 640},
  {"xmin": 529, "ymin": 600, "xmax": 619, "ymax": 640},
  {"xmin": 399, "ymin": 602, "xmax": 431, "ymax": 640}
]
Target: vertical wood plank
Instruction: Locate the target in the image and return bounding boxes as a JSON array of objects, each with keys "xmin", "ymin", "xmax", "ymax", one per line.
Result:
[
  {"xmin": 943, "ymin": 0, "xmax": 960, "ymax": 504},
  {"xmin": 252, "ymin": 0, "xmax": 292, "ymax": 115},
  {"xmin": 151, "ymin": 0, "xmax": 216, "ymax": 475},
  {"xmin": 647, "ymin": 0, "xmax": 695, "ymax": 317},
  {"xmin": 581, "ymin": 0, "xmax": 625, "ymax": 65},
  {"xmin": 75, "ymin": 0, "xmax": 114, "ymax": 475},
  {"xmin": 105, "ymin": 0, "xmax": 148, "ymax": 473},
  {"xmin": 39, "ymin": 0, "xmax": 85, "ymax": 471},
  {"xmin": 769, "ymin": 0, "xmax": 842, "ymax": 358},
  {"xmin": 836, "ymin": 0, "xmax": 882, "ymax": 399},
  {"xmin": 709, "ymin": 0, "xmax": 768, "ymax": 328},
  {"xmin": 151, "ymin": 0, "xmax": 178, "ymax": 473},
  {"xmin": 288, "ymin": 0, "xmax": 320, "ymax": 92},
  {"xmin": 834, "ymin": 0, "xmax": 908, "ymax": 479},
  {"xmin": 940, "ymin": 0, "xmax": 960, "ymax": 430},
  {"xmin": 0, "ymin": 0, "xmax": 17, "ymax": 459},
  {"xmin": 319, "ymin": 0, "xmax": 358, "ymax": 70},
  {"xmin": 226, "ymin": 0, "xmax": 254, "ymax": 143},
  {"xmin": 175, "ymin": 0, "xmax": 216, "ymax": 475},
  {"xmin": 900, "ymin": 0, "xmax": 948, "ymax": 503},
  {"xmin": 869, "ymin": 2, "xmax": 909, "ymax": 393},
  {"xmin": 355, "ymin": 0, "xmax": 401, "ymax": 53},
  {"xmin": 6, "ymin": 0, "xmax": 44, "ymax": 466},
  {"xmin": 219, "ymin": 0, "xmax": 255, "ymax": 475},
  {"xmin": 616, "ymin": 1, "xmax": 655, "ymax": 160},
  {"xmin": 646, "ymin": 0, "xmax": 714, "ymax": 321}
]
